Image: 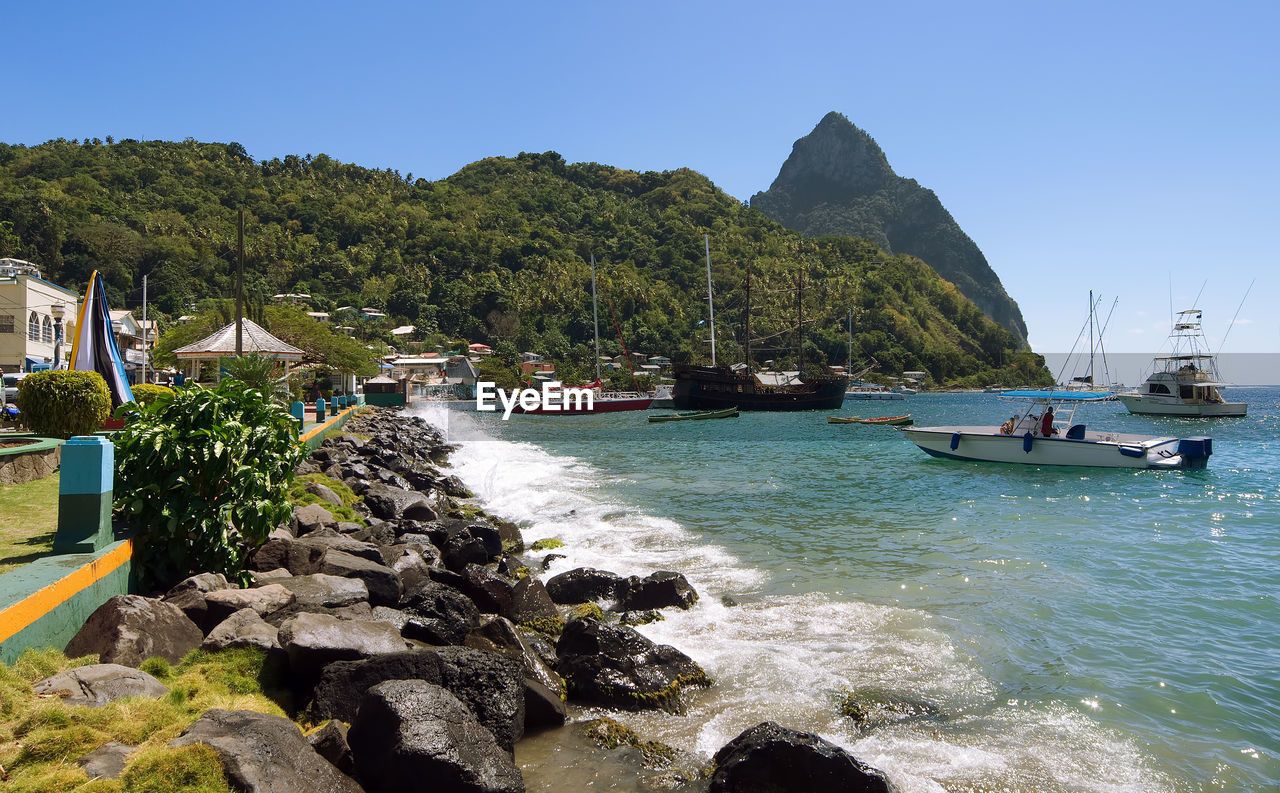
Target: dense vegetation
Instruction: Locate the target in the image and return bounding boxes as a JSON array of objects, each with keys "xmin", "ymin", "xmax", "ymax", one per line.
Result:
[
  {"xmin": 0, "ymin": 137, "xmax": 1050, "ymax": 385},
  {"xmin": 114, "ymin": 378, "xmax": 304, "ymax": 589}
]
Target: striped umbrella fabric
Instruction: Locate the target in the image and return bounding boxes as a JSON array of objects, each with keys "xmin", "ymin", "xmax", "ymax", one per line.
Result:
[{"xmin": 69, "ymin": 270, "xmax": 135, "ymax": 408}]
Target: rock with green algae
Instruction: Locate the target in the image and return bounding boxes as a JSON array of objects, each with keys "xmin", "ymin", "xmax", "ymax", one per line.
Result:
[{"xmin": 554, "ymin": 617, "xmax": 710, "ymax": 714}]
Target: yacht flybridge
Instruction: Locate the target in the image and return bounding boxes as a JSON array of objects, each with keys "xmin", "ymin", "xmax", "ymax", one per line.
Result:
[{"xmin": 1118, "ymin": 310, "xmax": 1245, "ymax": 417}]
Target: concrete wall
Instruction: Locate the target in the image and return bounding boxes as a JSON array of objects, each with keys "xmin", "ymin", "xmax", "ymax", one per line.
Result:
[
  {"xmin": 0, "ymin": 437, "xmax": 61, "ymax": 485},
  {"xmin": 0, "ymin": 540, "xmax": 132, "ymax": 664}
]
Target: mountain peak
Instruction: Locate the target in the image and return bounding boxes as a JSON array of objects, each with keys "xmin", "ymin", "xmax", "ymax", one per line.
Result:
[
  {"xmin": 765, "ymin": 112, "xmax": 895, "ymax": 212},
  {"xmin": 752, "ymin": 114, "xmax": 1029, "ymax": 346}
]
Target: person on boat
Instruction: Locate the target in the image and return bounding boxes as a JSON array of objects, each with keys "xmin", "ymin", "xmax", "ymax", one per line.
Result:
[
  {"xmin": 1040, "ymin": 406, "xmax": 1058, "ymax": 437},
  {"xmin": 1000, "ymin": 415, "xmax": 1017, "ymax": 435}
]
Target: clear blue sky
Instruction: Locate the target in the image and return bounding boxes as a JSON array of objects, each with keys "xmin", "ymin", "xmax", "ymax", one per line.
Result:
[{"xmin": 8, "ymin": 1, "xmax": 1278, "ymax": 357}]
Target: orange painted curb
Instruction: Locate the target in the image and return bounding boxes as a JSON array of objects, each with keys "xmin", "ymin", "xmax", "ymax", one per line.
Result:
[
  {"xmin": 300, "ymin": 406, "xmax": 357, "ymax": 444},
  {"xmin": 0, "ymin": 538, "xmax": 134, "ymax": 644}
]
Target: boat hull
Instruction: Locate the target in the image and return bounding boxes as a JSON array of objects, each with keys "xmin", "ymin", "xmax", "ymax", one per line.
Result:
[
  {"xmin": 514, "ymin": 397, "xmax": 653, "ymax": 415},
  {"xmin": 672, "ymin": 366, "xmax": 846, "ymax": 411},
  {"xmin": 900, "ymin": 425, "xmax": 1212, "ymax": 469},
  {"xmin": 648, "ymin": 407, "xmax": 739, "ymax": 422},
  {"xmin": 830, "ymin": 415, "xmax": 912, "ymax": 425},
  {"xmin": 844, "ymin": 391, "xmax": 904, "ymax": 400},
  {"xmin": 1117, "ymin": 394, "xmax": 1246, "ymax": 417}
]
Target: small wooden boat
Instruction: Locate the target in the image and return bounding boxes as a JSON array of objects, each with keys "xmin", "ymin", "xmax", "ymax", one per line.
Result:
[
  {"xmin": 649, "ymin": 407, "xmax": 739, "ymax": 423},
  {"xmin": 828, "ymin": 414, "xmax": 913, "ymax": 426}
]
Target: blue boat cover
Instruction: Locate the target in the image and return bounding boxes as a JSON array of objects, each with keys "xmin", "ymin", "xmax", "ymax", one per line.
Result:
[{"xmin": 999, "ymin": 389, "xmax": 1115, "ymax": 401}]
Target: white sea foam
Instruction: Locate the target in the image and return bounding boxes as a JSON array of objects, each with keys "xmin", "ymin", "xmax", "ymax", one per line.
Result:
[{"xmin": 412, "ymin": 404, "xmax": 1178, "ymax": 793}]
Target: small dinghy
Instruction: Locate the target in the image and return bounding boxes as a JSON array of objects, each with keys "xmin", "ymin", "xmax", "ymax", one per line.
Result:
[
  {"xmin": 648, "ymin": 407, "xmax": 740, "ymax": 423},
  {"xmin": 828, "ymin": 414, "xmax": 913, "ymax": 426}
]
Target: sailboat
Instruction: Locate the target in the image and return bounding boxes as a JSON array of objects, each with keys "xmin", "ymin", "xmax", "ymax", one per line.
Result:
[
  {"xmin": 671, "ymin": 237, "xmax": 847, "ymax": 411},
  {"xmin": 514, "ymin": 254, "xmax": 653, "ymax": 415},
  {"xmin": 1117, "ymin": 309, "xmax": 1246, "ymax": 417}
]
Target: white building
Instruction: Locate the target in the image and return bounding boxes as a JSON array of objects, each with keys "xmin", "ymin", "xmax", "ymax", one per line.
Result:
[{"xmin": 0, "ymin": 259, "xmax": 80, "ymax": 373}]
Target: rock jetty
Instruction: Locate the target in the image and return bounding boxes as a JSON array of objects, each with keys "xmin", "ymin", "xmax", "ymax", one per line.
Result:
[{"xmin": 48, "ymin": 408, "xmax": 896, "ymax": 791}]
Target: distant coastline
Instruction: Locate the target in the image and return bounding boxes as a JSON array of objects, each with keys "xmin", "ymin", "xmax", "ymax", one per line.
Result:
[{"xmin": 1039, "ymin": 351, "xmax": 1279, "ymax": 388}]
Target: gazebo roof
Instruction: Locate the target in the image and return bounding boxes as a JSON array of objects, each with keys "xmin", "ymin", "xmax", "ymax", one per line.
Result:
[{"xmin": 174, "ymin": 318, "xmax": 304, "ymax": 360}]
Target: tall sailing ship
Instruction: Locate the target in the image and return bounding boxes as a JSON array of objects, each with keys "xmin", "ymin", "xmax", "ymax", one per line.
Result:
[{"xmin": 671, "ymin": 237, "xmax": 846, "ymax": 411}]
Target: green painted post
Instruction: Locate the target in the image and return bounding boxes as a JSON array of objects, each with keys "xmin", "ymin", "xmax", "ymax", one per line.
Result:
[
  {"xmin": 53, "ymin": 436, "xmax": 115, "ymax": 554},
  {"xmin": 316, "ymin": 397, "xmax": 326, "ymax": 422},
  {"xmin": 291, "ymin": 400, "xmax": 305, "ymax": 430}
]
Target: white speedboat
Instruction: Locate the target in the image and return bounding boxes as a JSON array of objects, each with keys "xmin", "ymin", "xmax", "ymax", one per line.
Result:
[
  {"xmin": 845, "ymin": 381, "xmax": 905, "ymax": 400},
  {"xmin": 1117, "ymin": 310, "xmax": 1245, "ymax": 417},
  {"xmin": 899, "ymin": 390, "xmax": 1213, "ymax": 469}
]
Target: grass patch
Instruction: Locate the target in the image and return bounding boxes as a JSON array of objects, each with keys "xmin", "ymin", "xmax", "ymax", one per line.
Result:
[
  {"xmin": 0, "ymin": 646, "xmax": 292, "ymax": 791},
  {"xmin": 287, "ymin": 473, "xmax": 364, "ymax": 524},
  {"xmin": 0, "ymin": 474, "xmax": 59, "ymax": 573}
]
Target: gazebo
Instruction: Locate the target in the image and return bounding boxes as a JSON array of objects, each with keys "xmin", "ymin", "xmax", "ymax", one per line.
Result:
[{"xmin": 173, "ymin": 318, "xmax": 304, "ymax": 381}]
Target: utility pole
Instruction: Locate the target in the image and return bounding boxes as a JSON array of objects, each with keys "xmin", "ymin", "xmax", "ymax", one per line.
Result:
[
  {"xmin": 141, "ymin": 273, "xmax": 148, "ymax": 384},
  {"xmin": 235, "ymin": 208, "xmax": 245, "ymax": 356}
]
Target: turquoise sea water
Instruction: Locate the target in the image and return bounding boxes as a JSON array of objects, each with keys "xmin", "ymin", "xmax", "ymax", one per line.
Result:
[{"xmin": 420, "ymin": 388, "xmax": 1279, "ymax": 792}]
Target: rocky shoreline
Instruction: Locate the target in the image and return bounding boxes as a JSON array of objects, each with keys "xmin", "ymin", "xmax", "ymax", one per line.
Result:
[{"xmin": 44, "ymin": 408, "xmax": 895, "ymax": 792}]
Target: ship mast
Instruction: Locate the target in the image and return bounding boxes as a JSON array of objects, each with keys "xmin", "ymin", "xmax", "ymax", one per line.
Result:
[
  {"xmin": 744, "ymin": 261, "xmax": 751, "ymax": 371},
  {"xmin": 705, "ymin": 234, "xmax": 716, "ymax": 366},
  {"xmin": 796, "ymin": 269, "xmax": 805, "ymax": 374},
  {"xmin": 590, "ymin": 253, "xmax": 601, "ymax": 383}
]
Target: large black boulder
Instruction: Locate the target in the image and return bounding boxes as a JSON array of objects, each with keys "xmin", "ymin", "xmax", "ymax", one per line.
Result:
[
  {"xmin": 277, "ymin": 612, "xmax": 407, "ymax": 684},
  {"xmin": 320, "ymin": 548, "xmax": 403, "ymax": 607},
  {"xmin": 544, "ymin": 568, "xmax": 625, "ymax": 604},
  {"xmin": 65, "ymin": 595, "xmax": 203, "ymax": 667},
  {"xmin": 554, "ymin": 618, "xmax": 710, "ymax": 713},
  {"xmin": 309, "ymin": 647, "xmax": 525, "ymax": 752},
  {"xmin": 458, "ymin": 564, "xmax": 516, "ymax": 615},
  {"xmin": 347, "ymin": 679, "xmax": 525, "ymax": 793},
  {"xmin": 618, "ymin": 571, "xmax": 699, "ymax": 611},
  {"xmin": 400, "ymin": 579, "xmax": 481, "ymax": 645},
  {"xmin": 708, "ymin": 721, "xmax": 894, "ymax": 793},
  {"xmin": 502, "ymin": 577, "xmax": 559, "ymax": 624},
  {"xmin": 364, "ymin": 484, "xmax": 438, "ymax": 522},
  {"xmin": 170, "ymin": 708, "xmax": 363, "ymax": 793}
]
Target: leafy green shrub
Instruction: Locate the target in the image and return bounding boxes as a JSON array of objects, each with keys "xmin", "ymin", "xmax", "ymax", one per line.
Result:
[
  {"xmin": 14, "ymin": 371, "xmax": 111, "ymax": 439},
  {"xmin": 114, "ymin": 379, "xmax": 305, "ymax": 588},
  {"xmin": 130, "ymin": 383, "xmax": 175, "ymax": 407}
]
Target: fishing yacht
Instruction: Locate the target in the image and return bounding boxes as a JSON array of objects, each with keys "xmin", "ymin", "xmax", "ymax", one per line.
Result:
[{"xmin": 1117, "ymin": 310, "xmax": 1245, "ymax": 417}]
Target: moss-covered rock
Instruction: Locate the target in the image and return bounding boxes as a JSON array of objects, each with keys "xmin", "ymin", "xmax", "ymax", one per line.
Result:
[{"xmin": 583, "ymin": 717, "xmax": 677, "ymax": 768}]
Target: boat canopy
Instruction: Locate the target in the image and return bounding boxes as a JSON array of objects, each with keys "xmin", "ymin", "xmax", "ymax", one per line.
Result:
[{"xmin": 999, "ymin": 389, "xmax": 1115, "ymax": 401}]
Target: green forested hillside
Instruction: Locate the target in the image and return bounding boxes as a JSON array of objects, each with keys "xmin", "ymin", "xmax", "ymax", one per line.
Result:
[{"xmin": 0, "ymin": 138, "xmax": 1049, "ymax": 385}]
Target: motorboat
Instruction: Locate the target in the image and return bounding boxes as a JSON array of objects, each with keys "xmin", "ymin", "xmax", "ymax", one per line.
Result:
[
  {"xmin": 899, "ymin": 389, "xmax": 1213, "ymax": 469},
  {"xmin": 844, "ymin": 381, "xmax": 905, "ymax": 400},
  {"xmin": 1117, "ymin": 309, "xmax": 1245, "ymax": 417}
]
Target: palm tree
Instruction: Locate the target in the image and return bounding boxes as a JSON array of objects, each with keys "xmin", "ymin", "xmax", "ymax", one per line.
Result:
[{"xmin": 220, "ymin": 353, "xmax": 293, "ymax": 405}]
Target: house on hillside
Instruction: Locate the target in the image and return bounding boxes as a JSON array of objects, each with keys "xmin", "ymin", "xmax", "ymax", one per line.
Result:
[{"xmin": 109, "ymin": 310, "xmax": 149, "ymax": 384}]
